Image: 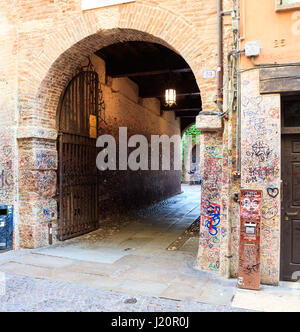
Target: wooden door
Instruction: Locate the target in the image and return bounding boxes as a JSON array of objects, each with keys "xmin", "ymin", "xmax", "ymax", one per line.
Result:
[{"xmin": 281, "ymin": 134, "xmax": 300, "ymax": 281}]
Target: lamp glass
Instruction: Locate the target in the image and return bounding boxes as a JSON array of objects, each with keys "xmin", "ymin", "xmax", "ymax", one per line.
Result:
[{"xmin": 165, "ymin": 88, "xmax": 176, "ymax": 107}]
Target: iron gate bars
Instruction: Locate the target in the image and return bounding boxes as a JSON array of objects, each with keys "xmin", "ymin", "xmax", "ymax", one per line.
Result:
[{"xmin": 57, "ymin": 68, "xmax": 99, "ymax": 241}]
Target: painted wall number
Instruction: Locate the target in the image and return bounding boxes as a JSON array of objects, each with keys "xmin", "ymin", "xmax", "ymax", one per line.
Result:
[{"xmin": 274, "ymin": 39, "xmax": 286, "ymax": 48}]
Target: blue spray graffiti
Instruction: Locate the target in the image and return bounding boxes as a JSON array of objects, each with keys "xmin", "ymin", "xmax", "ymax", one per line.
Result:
[{"xmin": 201, "ymin": 199, "xmax": 221, "ymax": 236}]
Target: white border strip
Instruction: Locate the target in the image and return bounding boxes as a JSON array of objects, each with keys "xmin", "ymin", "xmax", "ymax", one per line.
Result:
[{"xmin": 82, "ymin": 0, "xmax": 135, "ymax": 11}]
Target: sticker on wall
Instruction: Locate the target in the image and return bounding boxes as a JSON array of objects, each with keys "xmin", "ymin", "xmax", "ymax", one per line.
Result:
[{"xmin": 267, "ymin": 187, "xmax": 279, "ymax": 198}]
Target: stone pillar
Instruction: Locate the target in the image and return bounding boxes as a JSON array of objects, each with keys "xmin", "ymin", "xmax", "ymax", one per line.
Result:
[
  {"xmin": 240, "ymin": 69, "xmax": 281, "ymax": 285},
  {"xmin": 0, "ymin": 13, "xmax": 18, "ymax": 248},
  {"xmin": 183, "ymin": 143, "xmax": 194, "ymax": 184},
  {"xmin": 17, "ymin": 127, "xmax": 58, "ymax": 248},
  {"xmin": 196, "ymin": 114, "xmax": 224, "ymax": 271}
]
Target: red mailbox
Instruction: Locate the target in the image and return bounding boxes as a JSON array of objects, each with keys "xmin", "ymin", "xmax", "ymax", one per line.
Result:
[{"xmin": 238, "ymin": 189, "xmax": 262, "ymax": 290}]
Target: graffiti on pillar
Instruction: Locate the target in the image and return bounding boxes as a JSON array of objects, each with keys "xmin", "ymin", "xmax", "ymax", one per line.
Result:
[
  {"xmin": 201, "ymin": 199, "xmax": 221, "ymax": 237},
  {"xmin": 197, "ymin": 131, "xmax": 223, "ymax": 273},
  {"xmin": 0, "ymin": 132, "xmax": 14, "ymax": 203},
  {"xmin": 245, "ymin": 166, "xmax": 280, "ymax": 184},
  {"xmin": 239, "ymin": 70, "xmax": 281, "ymax": 284},
  {"xmin": 35, "ymin": 151, "xmax": 57, "ymax": 169},
  {"xmin": 0, "ymin": 169, "xmax": 13, "ymax": 188},
  {"xmin": 202, "ymin": 159, "xmax": 222, "ymax": 200},
  {"xmin": 246, "ymin": 141, "xmax": 273, "ymax": 162}
]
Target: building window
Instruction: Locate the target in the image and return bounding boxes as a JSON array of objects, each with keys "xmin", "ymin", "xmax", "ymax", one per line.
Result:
[
  {"xmin": 276, "ymin": 0, "xmax": 300, "ymax": 11},
  {"xmin": 283, "ymin": 96, "xmax": 300, "ymax": 128}
]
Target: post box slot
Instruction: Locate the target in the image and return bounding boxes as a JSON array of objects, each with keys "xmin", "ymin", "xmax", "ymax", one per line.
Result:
[{"xmin": 0, "ymin": 209, "xmax": 7, "ymax": 216}]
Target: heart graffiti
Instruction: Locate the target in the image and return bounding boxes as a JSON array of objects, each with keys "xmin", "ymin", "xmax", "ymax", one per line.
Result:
[{"xmin": 267, "ymin": 187, "xmax": 279, "ymax": 198}]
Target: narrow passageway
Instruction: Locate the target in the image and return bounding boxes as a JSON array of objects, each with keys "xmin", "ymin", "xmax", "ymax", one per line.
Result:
[{"xmin": 34, "ymin": 184, "xmax": 201, "ymax": 263}]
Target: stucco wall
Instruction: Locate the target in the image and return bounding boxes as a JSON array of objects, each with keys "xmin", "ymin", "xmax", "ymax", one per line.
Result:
[{"xmin": 240, "ymin": 0, "xmax": 300, "ymax": 67}]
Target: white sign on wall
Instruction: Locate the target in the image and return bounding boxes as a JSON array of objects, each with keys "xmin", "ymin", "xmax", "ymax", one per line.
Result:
[
  {"xmin": 202, "ymin": 70, "xmax": 216, "ymax": 79},
  {"xmin": 82, "ymin": 0, "xmax": 136, "ymax": 11}
]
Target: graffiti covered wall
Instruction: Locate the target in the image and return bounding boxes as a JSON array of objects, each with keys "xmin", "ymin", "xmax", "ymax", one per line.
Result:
[
  {"xmin": 197, "ymin": 127, "xmax": 223, "ymax": 272},
  {"xmin": 241, "ymin": 69, "xmax": 281, "ymax": 285},
  {"xmin": 0, "ymin": 4, "xmax": 18, "ymax": 247}
]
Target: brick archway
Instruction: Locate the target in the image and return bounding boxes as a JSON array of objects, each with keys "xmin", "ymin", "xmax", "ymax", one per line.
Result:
[
  {"xmin": 16, "ymin": 3, "xmax": 216, "ymax": 249},
  {"xmin": 18, "ymin": 3, "xmax": 214, "ymax": 136}
]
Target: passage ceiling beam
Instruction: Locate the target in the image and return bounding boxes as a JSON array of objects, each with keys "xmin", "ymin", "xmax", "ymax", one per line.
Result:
[
  {"xmin": 162, "ymin": 108, "xmax": 202, "ymax": 112},
  {"xmin": 110, "ymin": 68, "xmax": 192, "ymax": 78},
  {"xmin": 140, "ymin": 82, "xmax": 200, "ymax": 98},
  {"xmin": 176, "ymin": 116, "xmax": 197, "ymax": 118}
]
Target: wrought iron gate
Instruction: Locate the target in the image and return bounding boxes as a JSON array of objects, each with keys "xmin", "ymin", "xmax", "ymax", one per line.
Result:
[{"xmin": 57, "ymin": 67, "xmax": 99, "ymax": 241}]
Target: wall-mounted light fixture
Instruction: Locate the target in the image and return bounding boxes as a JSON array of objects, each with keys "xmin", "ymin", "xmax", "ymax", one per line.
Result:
[{"xmin": 165, "ymin": 88, "xmax": 176, "ymax": 107}]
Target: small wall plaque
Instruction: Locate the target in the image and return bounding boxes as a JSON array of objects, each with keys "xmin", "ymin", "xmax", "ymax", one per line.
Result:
[{"xmin": 202, "ymin": 70, "xmax": 216, "ymax": 79}]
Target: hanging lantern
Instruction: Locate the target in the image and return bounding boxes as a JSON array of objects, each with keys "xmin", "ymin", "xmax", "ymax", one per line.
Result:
[{"xmin": 165, "ymin": 88, "xmax": 176, "ymax": 107}]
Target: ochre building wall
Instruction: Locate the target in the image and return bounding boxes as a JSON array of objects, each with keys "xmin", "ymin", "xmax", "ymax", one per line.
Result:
[{"xmin": 240, "ymin": 0, "xmax": 300, "ymax": 68}]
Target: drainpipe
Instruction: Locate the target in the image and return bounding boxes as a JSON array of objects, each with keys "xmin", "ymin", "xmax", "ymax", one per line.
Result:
[
  {"xmin": 217, "ymin": 0, "xmax": 224, "ymax": 112},
  {"xmin": 235, "ymin": 0, "xmax": 241, "ymax": 177}
]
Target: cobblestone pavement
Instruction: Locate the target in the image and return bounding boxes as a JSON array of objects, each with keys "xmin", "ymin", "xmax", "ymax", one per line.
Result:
[{"xmin": 0, "ymin": 273, "xmax": 249, "ymax": 312}]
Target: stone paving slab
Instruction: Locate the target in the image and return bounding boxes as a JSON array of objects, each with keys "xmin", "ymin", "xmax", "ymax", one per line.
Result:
[
  {"xmin": 34, "ymin": 246, "xmax": 130, "ymax": 264},
  {"xmin": 61, "ymin": 259, "xmax": 130, "ymax": 277},
  {"xmin": 115, "ymin": 279, "xmax": 169, "ymax": 297},
  {"xmin": 118, "ymin": 237, "xmax": 154, "ymax": 249},
  {"xmin": 161, "ymin": 282, "xmax": 204, "ymax": 302},
  {"xmin": 0, "ymin": 262, "xmax": 54, "ymax": 279},
  {"xmin": 232, "ymin": 286, "xmax": 300, "ymax": 312},
  {"xmin": 197, "ymin": 283, "xmax": 236, "ymax": 306},
  {"xmin": 77, "ymin": 274, "xmax": 123, "ymax": 291},
  {"xmin": 113, "ymin": 265, "xmax": 177, "ymax": 284},
  {"xmin": 280, "ymin": 281, "xmax": 300, "ymax": 290},
  {"xmin": 49, "ymin": 270, "xmax": 89, "ymax": 284},
  {"xmin": 112, "ymin": 254, "xmax": 152, "ymax": 266},
  {"xmin": 179, "ymin": 237, "xmax": 200, "ymax": 252},
  {"xmin": 11, "ymin": 254, "xmax": 74, "ymax": 269}
]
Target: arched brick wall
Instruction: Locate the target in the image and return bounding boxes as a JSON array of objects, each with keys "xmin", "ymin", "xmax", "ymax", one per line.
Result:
[
  {"xmin": 16, "ymin": 2, "xmax": 220, "ymax": 249},
  {"xmin": 18, "ymin": 3, "xmax": 219, "ymax": 135}
]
